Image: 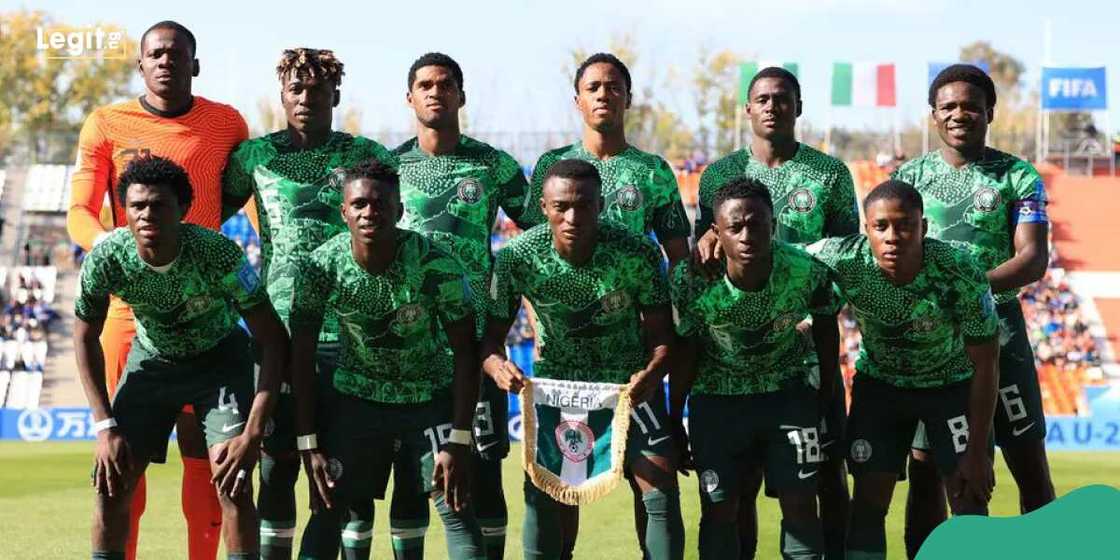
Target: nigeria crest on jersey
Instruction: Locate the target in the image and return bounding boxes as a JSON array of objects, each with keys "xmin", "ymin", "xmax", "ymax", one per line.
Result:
[
  {"xmin": 788, "ymin": 188, "xmax": 817, "ymax": 213},
  {"xmin": 521, "ymin": 377, "xmax": 634, "ymax": 505},
  {"xmin": 456, "ymin": 177, "xmax": 483, "ymax": 205},
  {"xmin": 973, "ymin": 187, "xmax": 1001, "ymax": 212},
  {"xmin": 616, "ymin": 185, "xmax": 644, "ymax": 212}
]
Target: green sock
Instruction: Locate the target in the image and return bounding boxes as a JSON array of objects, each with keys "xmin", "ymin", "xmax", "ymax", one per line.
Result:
[
  {"xmin": 390, "ymin": 518, "xmax": 428, "ymax": 560},
  {"xmin": 340, "ymin": 505, "xmax": 374, "ymax": 560},
  {"xmin": 781, "ymin": 519, "xmax": 824, "ymax": 560},
  {"xmin": 473, "ymin": 458, "xmax": 508, "ymax": 560},
  {"xmin": 847, "ymin": 503, "xmax": 888, "ymax": 560},
  {"xmin": 433, "ymin": 492, "xmax": 486, "ymax": 560},
  {"xmin": 91, "ymin": 553, "xmax": 125, "ymax": 560},
  {"xmin": 522, "ymin": 482, "xmax": 566, "ymax": 560},
  {"xmin": 479, "ymin": 517, "xmax": 508, "ymax": 560},
  {"xmin": 259, "ymin": 453, "xmax": 299, "ymax": 560},
  {"xmin": 698, "ymin": 516, "xmax": 738, "ymax": 559},
  {"xmin": 641, "ymin": 488, "xmax": 685, "ymax": 560}
]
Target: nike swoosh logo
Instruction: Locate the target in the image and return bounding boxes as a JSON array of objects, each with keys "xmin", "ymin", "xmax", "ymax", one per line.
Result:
[
  {"xmin": 798, "ymin": 469, "xmax": 817, "ymax": 480},
  {"xmin": 648, "ymin": 435, "xmax": 671, "ymax": 446},
  {"xmin": 477, "ymin": 440, "xmax": 500, "ymax": 451},
  {"xmin": 221, "ymin": 422, "xmax": 245, "ymax": 433},
  {"xmin": 821, "ymin": 440, "xmax": 835, "ymax": 448},
  {"xmin": 1012, "ymin": 422, "xmax": 1036, "ymax": 437}
]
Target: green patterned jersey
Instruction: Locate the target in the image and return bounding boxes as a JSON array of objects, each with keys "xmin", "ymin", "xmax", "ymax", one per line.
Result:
[
  {"xmin": 222, "ymin": 131, "xmax": 398, "ymax": 341},
  {"xmin": 289, "ymin": 230, "xmax": 472, "ymax": 404},
  {"xmin": 393, "ymin": 135, "xmax": 528, "ymax": 332},
  {"xmin": 488, "ymin": 223, "xmax": 670, "ymax": 384},
  {"xmin": 696, "ymin": 144, "xmax": 859, "ymax": 244},
  {"xmin": 892, "ymin": 148, "xmax": 1049, "ymax": 304},
  {"xmin": 807, "ymin": 235, "xmax": 998, "ymax": 388},
  {"xmin": 75, "ymin": 225, "xmax": 268, "ymax": 359},
  {"xmin": 670, "ymin": 242, "xmax": 840, "ymax": 395},
  {"xmin": 522, "ymin": 143, "xmax": 691, "ymax": 241}
]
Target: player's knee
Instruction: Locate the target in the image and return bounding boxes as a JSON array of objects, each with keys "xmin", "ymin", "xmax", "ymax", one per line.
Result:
[
  {"xmin": 778, "ymin": 490, "xmax": 818, "ymax": 523},
  {"xmin": 948, "ymin": 495, "xmax": 988, "ymax": 517},
  {"xmin": 850, "ymin": 499, "xmax": 888, "ymax": 528},
  {"xmin": 259, "ymin": 451, "xmax": 299, "ymax": 486},
  {"xmin": 702, "ymin": 498, "xmax": 738, "ymax": 523},
  {"xmin": 631, "ymin": 456, "xmax": 678, "ymax": 492}
]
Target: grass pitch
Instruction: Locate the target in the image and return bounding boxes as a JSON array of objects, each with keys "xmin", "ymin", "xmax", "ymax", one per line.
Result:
[{"xmin": 1, "ymin": 442, "xmax": 1116, "ymax": 559}]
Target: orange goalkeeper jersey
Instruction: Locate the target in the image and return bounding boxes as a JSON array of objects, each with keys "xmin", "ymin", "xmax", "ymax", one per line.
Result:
[{"xmin": 67, "ymin": 96, "xmax": 248, "ymax": 319}]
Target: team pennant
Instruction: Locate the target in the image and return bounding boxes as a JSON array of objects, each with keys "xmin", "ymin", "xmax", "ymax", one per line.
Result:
[{"xmin": 520, "ymin": 377, "xmax": 634, "ymax": 505}]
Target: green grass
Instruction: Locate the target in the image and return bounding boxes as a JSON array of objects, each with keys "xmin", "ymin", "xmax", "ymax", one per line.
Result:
[{"xmin": 2, "ymin": 442, "xmax": 1117, "ymax": 559}]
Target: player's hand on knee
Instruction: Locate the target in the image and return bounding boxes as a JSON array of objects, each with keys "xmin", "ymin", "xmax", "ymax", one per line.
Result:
[
  {"xmin": 212, "ymin": 435, "xmax": 259, "ymax": 499},
  {"xmin": 951, "ymin": 446, "xmax": 994, "ymax": 505},
  {"xmin": 690, "ymin": 229, "xmax": 723, "ymax": 280},
  {"xmin": 93, "ymin": 428, "xmax": 131, "ymax": 498},
  {"xmin": 434, "ymin": 444, "xmax": 472, "ymax": 512},
  {"xmin": 301, "ymin": 449, "xmax": 335, "ymax": 511}
]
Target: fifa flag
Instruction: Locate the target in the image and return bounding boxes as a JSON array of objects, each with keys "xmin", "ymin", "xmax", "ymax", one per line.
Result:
[
  {"xmin": 739, "ymin": 62, "xmax": 800, "ymax": 104},
  {"xmin": 831, "ymin": 62, "xmax": 896, "ymax": 107},
  {"xmin": 520, "ymin": 377, "xmax": 634, "ymax": 505}
]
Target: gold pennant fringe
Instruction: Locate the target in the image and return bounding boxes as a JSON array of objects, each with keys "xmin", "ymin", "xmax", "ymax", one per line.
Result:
[{"xmin": 520, "ymin": 377, "xmax": 634, "ymax": 506}]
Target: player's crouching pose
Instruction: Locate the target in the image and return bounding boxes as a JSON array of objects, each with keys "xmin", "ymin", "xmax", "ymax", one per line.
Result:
[
  {"xmin": 807, "ymin": 181, "xmax": 1000, "ymax": 559},
  {"xmin": 289, "ymin": 160, "xmax": 486, "ymax": 559},
  {"xmin": 670, "ymin": 178, "xmax": 841, "ymax": 560},
  {"xmin": 75, "ymin": 156, "xmax": 288, "ymax": 560},
  {"xmin": 481, "ymin": 159, "xmax": 684, "ymax": 560}
]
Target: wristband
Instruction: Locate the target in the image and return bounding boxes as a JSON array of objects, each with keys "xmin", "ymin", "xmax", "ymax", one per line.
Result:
[
  {"xmin": 93, "ymin": 417, "xmax": 117, "ymax": 433},
  {"xmin": 296, "ymin": 434, "xmax": 319, "ymax": 451},
  {"xmin": 447, "ymin": 428, "xmax": 472, "ymax": 446}
]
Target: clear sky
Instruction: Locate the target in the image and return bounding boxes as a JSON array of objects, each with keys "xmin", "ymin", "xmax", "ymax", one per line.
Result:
[{"xmin": 9, "ymin": 0, "xmax": 1120, "ymax": 139}]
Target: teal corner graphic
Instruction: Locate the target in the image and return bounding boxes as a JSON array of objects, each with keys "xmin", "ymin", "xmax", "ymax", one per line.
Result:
[{"xmin": 918, "ymin": 484, "xmax": 1120, "ymax": 559}]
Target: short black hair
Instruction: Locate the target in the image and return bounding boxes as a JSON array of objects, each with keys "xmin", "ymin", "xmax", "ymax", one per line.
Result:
[
  {"xmin": 338, "ymin": 158, "xmax": 400, "ymax": 192},
  {"xmin": 140, "ymin": 20, "xmax": 196, "ymax": 57},
  {"xmin": 116, "ymin": 155, "xmax": 193, "ymax": 211},
  {"xmin": 713, "ymin": 177, "xmax": 774, "ymax": 216},
  {"xmin": 542, "ymin": 159, "xmax": 602, "ymax": 195},
  {"xmin": 748, "ymin": 66, "xmax": 801, "ymax": 101},
  {"xmin": 863, "ymin": 179, "xmax": 924, "ymax": 215},
  {"xmin": 574, "ymin": 53, "xmax": 631, "ymax": 95},
  {"xmin": 408, "ymin": 52, "xmax": 464, "ymax": 92},
  {"xmin": 928, "ymin": 64, "xmax": 996, "ymax": 110}
]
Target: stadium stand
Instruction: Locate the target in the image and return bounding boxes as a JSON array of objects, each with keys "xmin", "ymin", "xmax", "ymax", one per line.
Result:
[
  {"xmin": 22, "ymin": 164, "xmax": 74, "ymax": 213},
  {"xmin": 0, "ymin": 266, "xmax": 59, "ymax": 409}
]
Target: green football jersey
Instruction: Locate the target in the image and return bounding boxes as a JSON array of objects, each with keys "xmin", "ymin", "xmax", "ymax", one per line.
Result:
[
  {"xmin": 522, "ymin": 143, "xmax": 691, "ymax": 241},
  {"xmin": 222, "ymin": 131, "xmax": 398, "ymax": 340},
  {"xmin": 696, "ymin": 144, "xmax": 859, "ymax": 244},
  {"xmin": 892, "ymin": 148, "xmax": 1049, "ymax": 304},
  {"xmin": 808, "ymin": 235, "xmax": 998, "ymax": 388},
  {"xmin": 488, "ymin": 223, "xmax": 670, "ymax": 384},
  {"xmin": 75, "ymin": 224, "xmax": 268, "ymax": 359},
  {"xmin": 670, "ymin": 242, "xmax": 840, "ymax": 395},
  {"xmin": 289, "ymin": 229, "xmax": 472, "ymax": 404},
  {"xmin": 393, "ymin": 135, "xmax": 529, "ymax": 331}
]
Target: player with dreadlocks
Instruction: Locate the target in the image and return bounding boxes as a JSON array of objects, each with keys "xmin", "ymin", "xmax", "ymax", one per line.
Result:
[{"xmin": 222, "ymin": 47, "xmax": 398, "ymax": 560}]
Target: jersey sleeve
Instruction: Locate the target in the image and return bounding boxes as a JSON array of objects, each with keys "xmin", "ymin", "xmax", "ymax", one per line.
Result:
[
  {"xmin": 362, "ymin": 138, "xmax": 401, "ymax": 170},
  {"xmin": 487, "ymin": 246, "xmax": 523, "ymax": 321},
  {"xmin": 522, "ymin": 151, "xmax": 560, "ymax": 228},
  {"xmin": 636, "ymin": 237, "xmax": 671, "ymax": 307},
  {"xmin": 807, "ymin": 258, "xmax": 842, "ymax": 316},
  {"xmin": 1009, "ymin": 163, "xmax": 1049, "ymax": 226},
  {"xmin": 668, "ymin": 263, "xmax": 701, "ymax": 337},
  {"xmin": 650, "ymin": 157, "xmax": 692, "ymax": 241},
  {"xmin": 289, "ymin": 254, "xmax": 332, "ymax": 335},
  {"xmin": 805, "ymin": 237, "xmax": 845, "ymax": 273},
  {"xmin": 221, "ymin": 141, "xmax": 255, "ymax": 219},
  {"xmin": 951, "ymin": 253, "xmax": 999, "ymax": 344},
  {"xmin": 73, "ymin": 244, "xmax": 114, "ymax": 322},
  {"xmin": 67, "ymin": 110, "xmax": 114, "ymax": 251},
  {"xmin": 215, "ymin": 236, "xmax": 269, "ymax": 312},
  {"xmin": 693, "ymin": 165, "xmax": 721, "ymax": 237},
  {"xmin": 496, "ymin": 151, "xmax": 532, "ymax": 229},
  {"xmin": 825, "ymin": 166, "xmax": 860, "ymax": 237},
  {"xmin": 427, "ymin": 247, "xmax": 474, "ymax": 327}
]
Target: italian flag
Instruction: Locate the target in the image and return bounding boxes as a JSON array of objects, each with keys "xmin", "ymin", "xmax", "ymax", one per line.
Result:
[
  {"xmin": 831, "ymin": 62, "xmax": 896, "ymax": 107},
  {"xmin": 739, "ymin": 61, "xmax": 800, "ymax": 104}
]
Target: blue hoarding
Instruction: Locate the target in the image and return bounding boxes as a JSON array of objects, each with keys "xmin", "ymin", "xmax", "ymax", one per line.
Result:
[{"xmin": 1041, "ymin": 67, "xmax": 1108, "ymax": 111}]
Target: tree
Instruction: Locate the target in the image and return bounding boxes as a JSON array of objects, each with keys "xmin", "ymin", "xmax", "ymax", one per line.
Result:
[
  {"xmin": 0, "ymin": 10, "xmax": 135, "ymax": 162},
  {"xmin": 693, "ymin": 48, "xmax": 741, "ymax": 158},
  {"xmin": 564, "ymin": 35, "xmax": 694, "ymax": 161}
]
